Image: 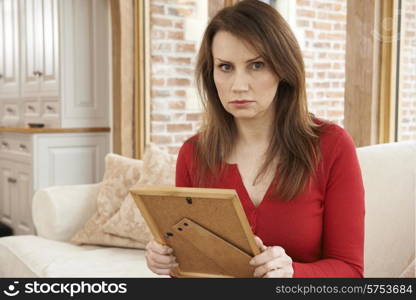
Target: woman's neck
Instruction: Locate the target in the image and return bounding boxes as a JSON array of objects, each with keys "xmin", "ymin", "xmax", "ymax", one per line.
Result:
[{"xmin": 234, "ymin": 117, "xmax": 273, "ymax": 148}]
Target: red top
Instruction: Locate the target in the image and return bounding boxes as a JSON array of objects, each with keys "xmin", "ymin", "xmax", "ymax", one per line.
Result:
[{"xmin": 175, "ymin": 120, "xmax": 365, "ymax": 278}]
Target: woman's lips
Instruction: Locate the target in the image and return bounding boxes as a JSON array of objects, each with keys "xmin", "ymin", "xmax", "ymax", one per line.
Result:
[{"xmin": 229, "ymin": 100, "xmax": 255, "ymax": 108}]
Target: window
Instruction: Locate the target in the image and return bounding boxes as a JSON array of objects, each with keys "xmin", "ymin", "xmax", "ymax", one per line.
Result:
[{"xmin": 397, "ymin": 0, "xmax": 416, "ymax": 141}]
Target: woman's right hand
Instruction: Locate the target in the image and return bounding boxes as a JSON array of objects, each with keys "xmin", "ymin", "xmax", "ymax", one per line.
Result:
[{"xmin": 145, "ymin": 239, "xmax": 178, "ymax": 276}]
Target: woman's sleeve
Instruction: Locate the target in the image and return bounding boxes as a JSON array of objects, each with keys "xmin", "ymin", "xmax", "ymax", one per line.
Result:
[
  {"xmin": 292, "ymin": 129, "xmax": 365, "ymax": 277},
  {"xmin": 175, "ymin": 142, "xmax": 193, "ymax": 187}
]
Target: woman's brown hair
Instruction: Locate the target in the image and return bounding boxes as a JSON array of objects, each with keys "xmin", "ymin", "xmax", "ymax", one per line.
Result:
[{"xmin": 194, "ymin": 0, "xmax": 325, "ymax": 201}]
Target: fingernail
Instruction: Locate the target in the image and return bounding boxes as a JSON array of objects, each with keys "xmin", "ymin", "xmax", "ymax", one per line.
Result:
[
  {"xmin": 172, "ymin": 263, "xmax": 179, "ymax": 267},
  {"xmin": 249, "ymin": 259, "xmax": 255, "ymax": 265},
  {"xmin": 167, "ymin": 248, "xmax": 173, "ymax": 253}
]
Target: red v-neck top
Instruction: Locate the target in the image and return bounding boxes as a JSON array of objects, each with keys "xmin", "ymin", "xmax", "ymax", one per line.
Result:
[{"xmin": 175, "ymin": 120, "xmax": 365, "ymax": 278}]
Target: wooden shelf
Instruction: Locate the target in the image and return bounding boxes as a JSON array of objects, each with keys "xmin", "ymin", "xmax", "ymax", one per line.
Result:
[{"xmin": 0, "ymin": 127, "xmax": 111, "ymax": 134}]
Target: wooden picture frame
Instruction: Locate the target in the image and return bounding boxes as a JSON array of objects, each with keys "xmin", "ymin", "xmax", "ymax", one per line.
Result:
[{"xmin": 130, "ymin": 186, "xmax": 261, "ymax": 278}]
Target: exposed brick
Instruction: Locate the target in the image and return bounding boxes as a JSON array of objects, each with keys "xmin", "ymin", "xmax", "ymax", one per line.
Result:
[
  {"xmin": 152, "ymin": 90, "xmax": 171, "ymax": 97},
  {"xmin": 152, "ymin": 42, "xmax": 172, "ymax": 52},
  {"xmin": 167, "ymin": 123, "xmax": 193, "ymax": 132},
  {"xmin": 313, "ymin": 22, "xmax": 332, "ymax": 30},
  {"xmin": 175, "ymin": 67, "xmax": 193, "ymax": 75},
  {"xmin": 175, "ymin": 90, "xmax": 186, "ymax": 97},
  {"xmin": 151, "ymin": 4, "xmax": 164, "ymax": 15},
  {"xmin": 152, "ymin": 30, "xmax": 166, "ymax": 40},
  {"xmin": 152, "ymin": 78, "xmax": 165, "ymax": 86},
  {"xmin": 174, "ymin": 135, "xmax": 191, "ymax": 143},
  {"xmin": 151, "ymin": 135, "xmax": 173, "ymax": 144},
  {"xmin": 168, "ymin": 31, "xmax": 185, "ymax": 40},
  {"xmin": 151, "ymin": 123, "xmax": 166, "ymax": 133},
  {"xmin": 151, "ymin": 17, "xmax": 173, "ymax": 27},
  {"xmin": 186, "ymin": 113, "xmax": 202, "ymax": 121},
  {"xmin": 174, "ymin": 21, "xmax": 184, "ymax": 29},
  {"xmin": 167, "ymin": 56, "xmax": 191, "ymax": 65},
  {"xmin": 151, "ymin": 114, "xmax": 171, "ymax": 121},
  {"xmin": 298, "ymin": 9, "xmax": 316, "ymax": 18},
  {"xmin": 169, "ymin": 100, "xmax": 186, "ymax": 110},
  {"xmin": 167, "ymin": 78, "xmax": 191, "ymax": 86},
  {"xmin": 168, "ymin": 7, "xmax": 194, "ymax": 17},
  {"xmin": 176, "ymin": 43, "xmax": 196, "ymax": 53},
  {"xmin": 173, "ymin": 113, "xmax": 186, "ymax": 121},
  {"xmin": 152, "ymin": 55, "xmax": 164, "ymax": 63}
]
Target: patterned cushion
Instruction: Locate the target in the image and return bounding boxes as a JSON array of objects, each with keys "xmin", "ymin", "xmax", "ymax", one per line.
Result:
[
  {"xmin": 102, "ymin": 143, "xmax": 177, "ymax": 247},
  {"xmin": 70, "ymin": 154, "xmax": 145, "ymax": 248}
]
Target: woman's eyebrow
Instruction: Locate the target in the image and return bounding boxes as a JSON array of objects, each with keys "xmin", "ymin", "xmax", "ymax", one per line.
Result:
[{"xmin": 214, "ymin": 56, "xmax": 262, "ymax": 63}]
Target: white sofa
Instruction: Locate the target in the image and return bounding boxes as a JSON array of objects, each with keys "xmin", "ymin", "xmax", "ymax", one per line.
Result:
[{"xmin": 0, "ymin": 141, "xmax": 415, "ymax": 277}]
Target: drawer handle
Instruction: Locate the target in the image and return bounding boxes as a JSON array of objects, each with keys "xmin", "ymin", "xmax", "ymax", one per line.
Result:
[
  {"xmin": 8, "ymin": 178, "xmax": 17, "ymax": 184},
  {"xmin": 19, "ymin": 144, "xmax": 27, "ymax": 150},
  {"xmin": 28, "ymin": 105, "xmax": 35, "ymax": 111},
  {"xmin": 1, "ymin": 141, "xmax": 9, "ymax": 147},
  {"xmin": 46, "ymin": 105, "xmax": 54, "ymax": 111},
  {"xmin": 6, "ymin": 107, "xmax": 14, "ymax": 113},
  {"xmin": 0, "ymin": 74, "xmax": 3, "ymax": 79},
  {"xmin": 33, "ymin": 71, "xmax": 43, "ymax": 77}
]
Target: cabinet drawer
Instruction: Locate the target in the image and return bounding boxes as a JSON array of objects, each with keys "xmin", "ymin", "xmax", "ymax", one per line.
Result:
[
  {"xmin": 24, "ymin": 101, "xmax": 41, "ymax": 116},
  {"xmin": 0, "ymin": 134, "xmax": 32, "ymax": 157},
  {"xmin": 43, "ymin": 101, "xmax": 59, "ymax": 116}
]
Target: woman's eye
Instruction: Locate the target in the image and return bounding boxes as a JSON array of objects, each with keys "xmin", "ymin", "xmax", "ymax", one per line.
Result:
[
  {"xmin": 252, "ymin": 61, "xmax": 264, "ymax": 70},
  {"xmin": 219, "ymin": 64, "xmax": 232, "ymax": 72}
]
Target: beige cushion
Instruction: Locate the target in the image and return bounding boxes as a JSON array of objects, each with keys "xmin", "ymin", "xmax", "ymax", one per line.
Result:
[
  {"xmin": 357, "ymin": 141, "xmax": 416, "ymax": 277},
  {"xmin": 102, "ymin": 143, "xmax": 177, "ymax": 246},
  {"xmin": 70, "ymin": 153, "xmax": 145, "ymax": 248}
]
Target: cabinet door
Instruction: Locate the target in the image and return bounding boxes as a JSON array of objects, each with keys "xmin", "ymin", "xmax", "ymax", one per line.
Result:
[
  {"xmin": 13, "ymin": 161, "xmax": 34, "ymax": 235},
  {"xmin": 33, "ymin": 132, "xmax": 109, "ymax": 190},
  {"xmin": 0, "ymin": 0, "xmax": 20, "ymax": 100},
  {"xmin": 0, "ymin": 159, "xmax": 34, "ymax": 235},
  {"xmin": 38, "ymin": 0, "xmax": 59, "ymax": 98},
  {"xmin": 0, "ymin": 159, "xmax": 14, "ymax": 229},
  {"xmin": 20, "ymin": 0, "xmax": 59, "ymax": 99},
  {"xmin": 60, "ymin": 0, "xmax": 110, "ymax": 127}
]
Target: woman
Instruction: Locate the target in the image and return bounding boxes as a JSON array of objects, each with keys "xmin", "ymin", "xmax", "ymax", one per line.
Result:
[{"xmin": 145, "ymin": 0, "xmax": 365, "ymax": 278}]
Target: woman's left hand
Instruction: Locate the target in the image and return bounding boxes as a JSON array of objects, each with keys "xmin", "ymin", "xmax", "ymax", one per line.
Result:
[{"xmin": 250, "ymin": 236, "xmax": 294, "ymax": 278}]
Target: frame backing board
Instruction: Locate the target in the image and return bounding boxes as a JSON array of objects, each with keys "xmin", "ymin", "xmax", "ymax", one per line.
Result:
[{"xmin": 130, "ymin": 186, "xmax": 261, "ymax": 278}]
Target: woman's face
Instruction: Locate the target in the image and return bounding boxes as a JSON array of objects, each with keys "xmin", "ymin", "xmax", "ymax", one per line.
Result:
[{"xmin": 212, "ymin": 31, "xmax": 279, "ymax": 121}]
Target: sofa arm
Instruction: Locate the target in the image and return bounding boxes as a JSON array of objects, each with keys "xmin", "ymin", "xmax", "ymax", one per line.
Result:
[{"xmin": 32, "ymin": 183, "xmax": 101, "ymax": 241}]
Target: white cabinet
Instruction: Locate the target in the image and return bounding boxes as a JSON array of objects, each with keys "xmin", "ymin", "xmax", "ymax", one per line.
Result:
[
  {"xmin": 33, "ymin": 133, "xmax": 108, "ymax": 190},
  {"xmin": 0, "ymin": 0, "xmax": 20, "ymax": 101},
  {"xmin": 0, "ymin": 159, "xmax": 15, "ymax": 229},
  {"xmin": 20, "ymin": 0, "xmax": 60, "ymax": 100},
  {"xmin": 0, "ymin": 158, "xmax": 33, "ymax": 235},
  {"xmin": 0, "ymin": 131, "xmax": 109, "ymax": 235},
  {"xmin": 60, "ymin": 0, "xmax": 110, "ymax": 128},
  {"xmin": 0, "ymin": 0, "xmax": 110, "ymax": 128}
]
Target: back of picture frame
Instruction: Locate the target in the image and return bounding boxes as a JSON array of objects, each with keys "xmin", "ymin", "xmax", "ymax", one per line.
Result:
[{"xmin": 130, "ymin": 186, "xmax": 261, "ymax": 278}]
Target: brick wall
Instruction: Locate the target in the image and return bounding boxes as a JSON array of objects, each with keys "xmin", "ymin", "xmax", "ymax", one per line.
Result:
[
  {"xmin": 150, "ymin": 0, "xmax": 201, "ymax": 154},
  {"xmin": 149, "ymin": 0, "xmax": 414, "ymax": 154},
  {"xmin": 295, "ymin": 0, "xmax": 346, "ymax": 127},
  {"xmin": 399, "ymin": 0, "xmax": 416, "ymax": 141}
]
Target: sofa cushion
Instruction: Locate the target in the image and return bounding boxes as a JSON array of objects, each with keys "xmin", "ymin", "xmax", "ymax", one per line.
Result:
[
  {"xmin": 0, "ymin": 235, "xmax": 95, "ymax": 277},
  {"xmin": 33, "ymin": 183, "xmax": 101, "ymax": 241},
  {"xmin": 357, "ymin": 141, "xmax": 416, "ymax": 277},
  {"xmin": 102, "ymin": 143, "xmax": 177, "ymax": 245},
  {"xmin": 0, "ymin": 235, "xmax": 164, "ymax": 277},
  {"xmin": 70, "ymin": 153, "xmax": 145, "ymax": 248}
]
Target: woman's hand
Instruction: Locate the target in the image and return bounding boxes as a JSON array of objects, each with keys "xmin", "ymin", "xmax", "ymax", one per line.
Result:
[
  {"xmin": 145, "ymin": 239, "xmax": 178, "ymax": 276},
  {"xmin": 250, "ymin": 236, "xmax": 294, "ymax": 278}
]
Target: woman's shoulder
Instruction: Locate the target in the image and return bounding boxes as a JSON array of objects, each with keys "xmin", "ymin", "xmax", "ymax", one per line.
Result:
[
  {"xmin": 178, "ymin": 134, "xmax": 199, "ymax": 157},
  {"xmin": 313, "ymin": 117, "xmax": 350, "ymax": 139},
  {"xmin": 313, "ymin": 117, "xmax": 356, "ymax": 152}
]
